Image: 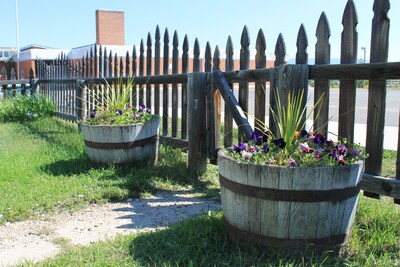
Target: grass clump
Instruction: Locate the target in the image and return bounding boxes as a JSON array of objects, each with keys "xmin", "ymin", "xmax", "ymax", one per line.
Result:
[{"xmin": 0, "ymin": 94, "xmax": 55, "ymax": 122}]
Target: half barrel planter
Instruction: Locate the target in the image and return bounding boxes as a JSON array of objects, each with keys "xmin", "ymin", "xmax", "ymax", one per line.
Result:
[
  {"xmin": 81, "ymin": 116, "xmax": 160, "ymax": 164},
  {"xmin": 218, "ymin": 150, "xmax": 364, "ymax": 255}
]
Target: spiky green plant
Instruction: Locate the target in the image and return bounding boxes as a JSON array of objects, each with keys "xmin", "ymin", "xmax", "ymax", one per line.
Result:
[{"xmin": 270, "ymin": 88, "xmax": 323, "ymax": 146}]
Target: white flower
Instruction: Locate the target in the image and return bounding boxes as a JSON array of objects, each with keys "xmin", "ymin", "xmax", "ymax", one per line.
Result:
[{"xmin": 241, "ymin": 151, "xmax": 253, "ymax": 161}]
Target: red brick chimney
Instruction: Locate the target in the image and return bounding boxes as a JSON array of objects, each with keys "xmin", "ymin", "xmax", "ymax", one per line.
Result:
[{"xmin": 96, "ymin": 10, "xmax": 125, "ymax": 45}]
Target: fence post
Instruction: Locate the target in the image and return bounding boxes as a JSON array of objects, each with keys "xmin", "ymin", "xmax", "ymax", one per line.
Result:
[
  {"xmin": 188, "ymin": 72, "xmax": 208, "ymax": 175},
  {"xmin": 76, "ymin": 79, "xmax": 86, "ymax": 124},
  {"xmin": 395, "ymin": 111, "xmax": 400, "ymax": 204},
  {"xmin": 1, "ymin": 66, "xmax": 7, "ymax": 99}
]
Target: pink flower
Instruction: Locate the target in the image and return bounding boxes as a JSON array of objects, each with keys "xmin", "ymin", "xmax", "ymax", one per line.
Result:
[
  {"xmin": 248, "ymin": 145, "xmax": 256, "ymax": 153},
  {"xmin": 299, "ymin": 142, "xmax": 314, "ymax": 154},
  {"xmin": 288, "ymin": 158, "xmax": 297, "ymax": 167}
]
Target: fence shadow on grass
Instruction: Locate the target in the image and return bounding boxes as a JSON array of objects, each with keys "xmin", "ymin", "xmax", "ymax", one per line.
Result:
[
  {"xmin": 128, "ymin": 211, "xmax": 345, "ymax": 266},
  {"xmin": 40, "ymin": 148, "xmax": 220, "ymax": 201}
]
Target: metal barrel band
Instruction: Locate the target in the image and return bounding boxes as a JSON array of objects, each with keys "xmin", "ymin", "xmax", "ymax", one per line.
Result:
[
  {"xmin": 219, "ymin": 174, "xmax": 361, "ymax": 202},
  {"xmin": 224, "ymin": 218, "xmax": 351, "ymax": 250},
  {"xmin": 84, "ymin": 134, "xmax": 158, "ymax": 149}
]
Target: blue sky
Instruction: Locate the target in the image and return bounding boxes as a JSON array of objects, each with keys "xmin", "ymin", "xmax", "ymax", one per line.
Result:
[{"xmin": 4, "ymin": 0, "xmax": 400, "ymax": 62}]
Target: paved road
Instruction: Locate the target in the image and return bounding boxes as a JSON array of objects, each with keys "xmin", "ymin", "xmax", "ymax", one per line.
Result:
[{"xmin": 245, "ymin": 87, "xmax": 399, "ymax": 127}]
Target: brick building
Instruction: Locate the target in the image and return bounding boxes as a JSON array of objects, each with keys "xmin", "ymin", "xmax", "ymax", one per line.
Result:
[{"xmin": 11, "ymin": 10, "xmax": 275, "ymax": 79}]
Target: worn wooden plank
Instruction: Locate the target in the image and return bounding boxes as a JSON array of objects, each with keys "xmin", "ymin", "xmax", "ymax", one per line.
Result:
[
  {"xmin": 205, "ymin": 45, "xmax": 221, "ymax": 164},
  {"xmin": 365, "ymin": 0, "xmax": 390, "ymax": 199},
  {"xmin": 259, "ymin": 164, "xmax": 279, "ymax": 239},
  {"xmin": 396, "ymin": 112, "xmax": 400, "ymax": 204},
  {"xmin": 171, "ymin": 31, "xmax": 179, "ymax": 138},
  {"xmin": 114, "ymin": 53, "xmax": 118, "ymax": 78},
  {"xmin": 296, "ymin": 24, "xmax": 308, "ymax": 64},
  {"xmin": 90, "ymin": 48, "xmax": 94, "ymax": 79},
  {"xmin": 103, "ymin": 47, "xmax": 108, "ymax": 77},
  {"xmin": 213, "ymin": 69, "xmax": 253, "ymax": 140},
  {"xmin": 159, "ymin": 136, "xmax": 188, "ymax": 150},
  {"xmin": 181, "ymin": 35, "xmax": 189, "ymax": 139},
  {"xmin": 361, "ymin": 173, "xmax": 400, "ymax": 199},
  {"xmin": 132, "ymin": 46, "xmax": 138, "ymax": 108},
  {"xmin": 119, "ymin": 56, "xmax": 123, "ymax": 78},
  {"xmin": 108, "ymin": 49, "xmax": 112, "ymax": 78},
  {"xmin": 154, "ymin": 26, "xmax": 161, "ymax": 116},
  {"xmin": 309, "ymin": 62, "xmax": 400, "ymax": 80},
  {"xmin": 125, "ymin": 51, "xmax": 130, "ymax": 77},
  {"xmin": 162, "ymin": 29, "xmax": 170, "ymax": 136},
  {"xmin": 146, "ymin": 33, "xmax": 152, "ymax": 109},
  {"xmin": 255, "ymin": 29, "xmax": 266, "ymax": 134},
  {"xmin": 274, "ymin": 33, "xmax": 286, "ymax": 67},
  {"xmin": 239, "ymin": 26, "xmax": 250, "ymax": 142},
  {"xmin": 224, "ymin": 36, "xmax": 234, "ymax": 148},
  {"xmin": 269, "ymin": 64, "xmax": 309, "ymax": 136},
  {"xmin": 213, "ymin": 52, "xmax": 222, "ymax": 157},
  {"xmin": 187, "ymin": 72, "xmax": 208, "ymax": 175},
  {"xmin": 314, "ymin": 12, "xmax": 331, "ymax": 135},
  {"xmin": 193, "ymin": 38, "xmax": 201, "ymax": 72},
  {"xmin": 139, "ymin": 39, "xmax": 145, "ymax": 106},
  {"xmin": 205, "ymin": 43, "xmax": 213, "ymax": 158},
  {"xmin": 339, "ymin": 0, "xmax": 358, "ymax": 143},
  {"xmin": 269, "ymin": 33, "xmax": 287, "ymax": 135}
]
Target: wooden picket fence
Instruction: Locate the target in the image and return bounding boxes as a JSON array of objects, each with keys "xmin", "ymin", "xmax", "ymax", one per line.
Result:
[{"xmin": 3, "ymin": 0, "xmax": 398, "ymax": 202}]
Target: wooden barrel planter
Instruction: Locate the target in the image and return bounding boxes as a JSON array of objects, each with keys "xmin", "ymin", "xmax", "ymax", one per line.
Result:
[
  {"xmin": 81, "ymin": 116, "xmax": 160, "ymax": 164},
  {"xmin": 218, "ymin": 150, "xmax": 364, "ymax": 255}
]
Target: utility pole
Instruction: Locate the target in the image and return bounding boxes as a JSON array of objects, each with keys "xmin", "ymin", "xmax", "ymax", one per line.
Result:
[
  {"xmin": 15, "ymin": 0, "xmax": 20, "ymax": 80},
  {"xmin": 361, "ymin": 47, "xmax": 366, "ymax": 63}
]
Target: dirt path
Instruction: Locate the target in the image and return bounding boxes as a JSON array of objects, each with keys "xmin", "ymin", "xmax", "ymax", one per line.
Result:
[{"xmin": 0, "ymin": 192, "xmax": 221, "ymax": 267}]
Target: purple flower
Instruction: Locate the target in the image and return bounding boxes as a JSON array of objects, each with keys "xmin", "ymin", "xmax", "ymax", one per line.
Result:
[
  {"xmin": 313, "ymin": 133, "xmax": 325, "ymax": 147},
  {"xmin": 147, "ymin": 108, "xmax": 151, "ymax": 113},
  {"xmin": 300, "ymin": 130, "xmax": 309, "ymax": 138},
  {"xmin": 351, "ymin": 149, "xmax": 360, "ymax": 157},
  {"xmin": 262, "ymin": 143, "xmax": 269, "ymax": 154},
  {"xmin": 111, "ymin": 119, "xmax": 115, "ymax": 124},
  {"xmin": 288, "ymin": 158, "xmax": 297, "ymax": 167},
  {"xmin": 250, "ymin": 132, "xmax": 263, "ymax": 145},
  {"xmin": 262, "ymin": 130, "xmax": 272, "ymax": 142},
  {"xmin": 116, "ymin": 109, "xmax": 123, "ymax": 115},
  {"xmin": 90, "ymin": 110, "xmax": 96, "ymax": 118},
  {"xmin": 314, "ymin": 149, "xmax": 322, "ymax": 159},
  {"xmin": 272, "ymin": 138, "xmax": 286, "ymax": 149},
  {"xmin": 233, "ymin": 142, "xmax": 246, "ymax": 153},
  {"xmin": 337, "ymin": 144, "xmax": 348, "ymax": 156},
  {"xmin": 325, "ymin": 139, "xmax": 334, "ymax": 147},
  {"xmin": 139, "ymin": 104, "xmax": 146, "ymax": 112}
]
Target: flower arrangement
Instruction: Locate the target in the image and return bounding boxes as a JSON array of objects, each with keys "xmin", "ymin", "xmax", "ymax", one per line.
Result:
[
  {"xmin": 226, "ymin": 89, "xmax": 367, "ymax": 167},
  {"xmin": 83, "ymin": 77, "xmax": 156, "ymax": 126},
  {"xmin": 230, "ymin": 129, "xmax": 365, "ymax": 167}
]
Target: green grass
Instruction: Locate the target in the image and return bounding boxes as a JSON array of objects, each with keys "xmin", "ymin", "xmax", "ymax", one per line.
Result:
[
  {"xmin": 1, "ymin": 117, "xmax": 399, "ymax": 266},
  {"xmin": 382, "ymin": 149, "xmax": 397, "ymax": 177}
]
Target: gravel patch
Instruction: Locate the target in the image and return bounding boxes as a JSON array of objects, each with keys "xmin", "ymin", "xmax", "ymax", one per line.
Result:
[{"xmin": 0, "ymin": 192, "xmax": 221, "ymax": 266}]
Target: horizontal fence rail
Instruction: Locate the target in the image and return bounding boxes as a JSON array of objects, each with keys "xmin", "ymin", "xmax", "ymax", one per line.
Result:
[{"xmin": 17, "ymin": 0, "xmax": 399, "ymax": 203}]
